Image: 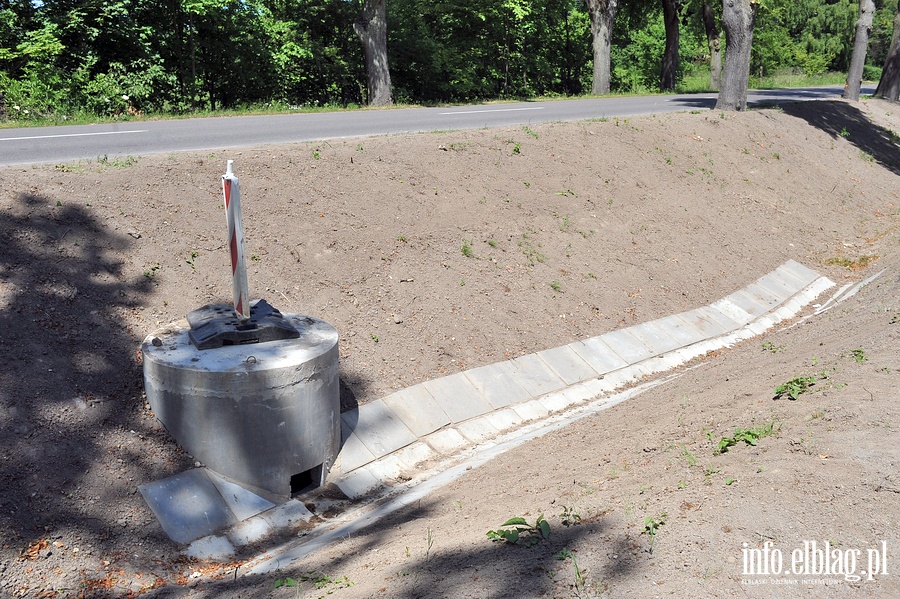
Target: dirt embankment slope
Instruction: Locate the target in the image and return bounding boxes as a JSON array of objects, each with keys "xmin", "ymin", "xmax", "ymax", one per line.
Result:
[{"xmin": 0, "ymin": 98, "xmax": 898, "ymax": 598}]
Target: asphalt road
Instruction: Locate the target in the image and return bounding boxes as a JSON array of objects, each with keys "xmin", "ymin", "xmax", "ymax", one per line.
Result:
[{"xmin": 0, "ymin": 86, "xmax": 874, "ymax": 167}]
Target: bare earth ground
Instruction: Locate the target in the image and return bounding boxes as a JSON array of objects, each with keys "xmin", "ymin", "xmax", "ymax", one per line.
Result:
[{"xmin": 0, "ymin": 98, "xmax": 898, "ymax": 598}]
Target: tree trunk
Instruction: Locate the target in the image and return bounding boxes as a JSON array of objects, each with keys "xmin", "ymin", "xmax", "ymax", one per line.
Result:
[
  {"xmin": 875, "ymin": 3, "xmax": 900, "ymax": 101},
  {"xmin": 354, "ymin": 0, "xmax": 393, "ymax": 107},
  {"xmin": 661, "ymin": 0, "xmax": 680, "ymax": 92},
  {"xmin": 716, "ymin": 0, "xmax": 757, "ymax": 111},
  {"xmin": 843, "ymin": 0, "xmax": 875, "ymax": 101},
  {"xmin": 702, "ymin": 2, "xmax": 722, "ymax": 91},
  {"xmin": 586, "ymin": 0, "xmax": 618, "ymax": 95}
]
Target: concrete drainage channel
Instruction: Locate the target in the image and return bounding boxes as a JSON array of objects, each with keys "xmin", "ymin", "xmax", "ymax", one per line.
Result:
[{"xmin": 139, "ymin": 259, "xmax": 883, "ymax": 575}]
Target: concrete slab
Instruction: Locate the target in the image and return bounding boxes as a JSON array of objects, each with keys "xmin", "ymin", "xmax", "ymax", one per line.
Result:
[
  {"xmin": 186, "ymin": 535, "xmax": 235, "ymax": 560},
  {"xmin": 679, "ymin": 306, "xmax": 739, "ymax": 337},
  {"xmin": 227, "ymin": 517, "xmax": 272, "ymax": 547},
  {"xmin": 656, "ymin": 315, "xmax": 707, "ymax": 346},
  {"xmin": 756, "ymin": 271, "xmax": 801, "ymax": 300},
  {"xmin": 365, "ymin": 454, "xmax": 405, "ymax": 481},
  {"xmin": 382, "ymin": 386, "xmax": 450, "ymax": 438},
  {"xmin": 394, "ymin": 442, "xmax": 437, "ymax": 470},
  {"xmin": 569, "ymin": 337, "xmax": 628, "ymax": 375},
  {"xmin": 343, "ymin": 399, "xmax": 417, "ymax": 459},
  {"xmin": 538, "ymin": 391, "xmax": 572, "ymax": 413},
  {"xmin": 206, "ymin": 471, "xmax": 276, "ymax": 522},
  {"xmin": 463, "ymin": 363, "xmax": 531, "ymax": 409},
  {"xmin": 457, "ymin": 417, "xmax": 500, "ymax": 443},
  {"xmin": 598, "ymin": 328, "xmax": 656, "ymax": 364},
  {"xmin": 536, "ymin": 345, "xmax": 599, "ymax": 385},
  {"xmin": 778, "ymin": 259, "xmax": 821, "ymax": 287},
  {"xmin": 423, "ymin": 372, "xmax": 493, "ymax": 424},
  {"xmin": 424, "ymin": 428, "xmax": 470, "ymax": 455},
  {"xmin": 263, "ymin": 500, "xmax": 314, "ymax": 530},
  {"xmin": 139, "ymin": 468, "xmax": 237, "ymax": 544},
  {"xmin": 799, "ymin": 278, "xmax": 835, "ymax": 304},
  {"xmin": 334, "ymin": 467, "xmax": 382, "ymax": 500},
  {"xmin": 727, "ymin": 288, "xmax": 774, "ymax": 318},
  {"xmin": 483, "ymin": 408, "xmax": 524, "ymax": 432},
  {"xmin": 335, "ymin": 421, "xmax": 377, "ymax": 473},
  {"xmin": 512, "ymin": 399, "xmax": 551, "ymax": 422},
  {"xmin": 508, "ymin": 353, "xmax": 567, "ymax": 397},
  {"xmin": 628, "ymin": 320, "xmax": 682, "ymax": 355},
  {"xmin": 710, "ymin": 297, "xmax": 754, "ymax": 325}
]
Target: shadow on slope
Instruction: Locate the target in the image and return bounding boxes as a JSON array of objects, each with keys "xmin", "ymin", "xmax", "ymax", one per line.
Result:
[{"xmin": 781, "ymin": 100, "xmax": 900, "ymax": 177}]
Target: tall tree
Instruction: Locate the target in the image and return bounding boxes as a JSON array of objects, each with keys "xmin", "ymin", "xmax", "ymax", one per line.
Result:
[
  {"xmin": 716, "ymin": 0, "xmax": 757, "ymax": 111},
  {"xmin": 701, "ymin": 1, "xmax": 722, "ymax": 90},
  {"xmin": 875, "ymin": 1, "xmax": 900, "ymax": 100},
  {"xmin": 843, "ymin": 0, "xmax": 875, "ymax": 101},
  {"xmin": 585, "ymin": 0, "xmax": 618, "ymax": 95},
  {"xmin": 354, "ymin": 0, "xmax": 392, "ymax": 106},
  {"xmin": 660, "ymin": 0, "xmax": 679, "ymax": 91}
]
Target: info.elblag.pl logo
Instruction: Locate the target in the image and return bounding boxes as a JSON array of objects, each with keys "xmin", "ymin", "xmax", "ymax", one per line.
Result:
[{"xmin": 741, "ymin": 540, "xmax": 889, "ymax": 584}]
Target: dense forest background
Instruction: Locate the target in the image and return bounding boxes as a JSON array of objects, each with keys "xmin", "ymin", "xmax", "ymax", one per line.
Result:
[{"xmin": 0, "ymin": 0, "xmax": 897, "ymax": 121}]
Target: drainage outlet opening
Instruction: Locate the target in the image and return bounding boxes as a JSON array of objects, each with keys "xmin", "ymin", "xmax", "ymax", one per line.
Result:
[{"xmin": 290, "ymin": 464, "xmax": 324, "ymax": 496}]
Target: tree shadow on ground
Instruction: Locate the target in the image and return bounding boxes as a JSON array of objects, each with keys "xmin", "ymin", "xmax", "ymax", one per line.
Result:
[
  {"xmin": 151, "ymin": 495, "xmax": 647, "ymax": 598},
  {"xmin": 781, "ymin": 100, "xmax": 900, "ymax": 177},
  {"xmin": 0, "ymin": 192, "xmax": 176, "ymax": 560}
]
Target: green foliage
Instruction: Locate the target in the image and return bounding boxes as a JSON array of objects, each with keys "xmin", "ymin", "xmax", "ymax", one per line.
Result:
[
  {"xmin": 849, "ymin": 348, "xmax": 867, "ymax": 364},
  {"xmin": 487, "ymin": 514, "xmax": 551, "ymax": 547},
  {"xmin": 642, "ymin": 512, "xmax": 667, "ymax": 553},
  {"xmin": 774, "ymin": 375, "xmax": 816, "ymax": 400},
  {"xmin": 0, "ymin": 0, "xmax": 887, "ymax": 120},
  {"xmin": 274, "ymin": 571, "xmax": 354, "ymax": 591},
  {"xmin": 716, "ymin": 422, "xmax": 778, "ymax": 454}
]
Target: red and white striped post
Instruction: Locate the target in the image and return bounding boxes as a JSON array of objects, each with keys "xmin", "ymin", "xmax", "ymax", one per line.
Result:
[{"xmin": 222, "ymin": 160, "xmax": 251, "ymax": 321}]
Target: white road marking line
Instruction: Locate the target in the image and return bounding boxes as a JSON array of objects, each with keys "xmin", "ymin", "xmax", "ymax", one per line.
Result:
[
  {"xmin": 0, "ymin": 130, "xmax": 148, "ymax": 142},
  {"xmin": 439, "ymin": 107, "xmax": 545, "ymax": 115}
]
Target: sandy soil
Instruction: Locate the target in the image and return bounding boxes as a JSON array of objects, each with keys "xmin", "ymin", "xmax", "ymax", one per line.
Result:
[{"xmin": 0, "ymin": 98, "xmax": 898, "ymax": 598}]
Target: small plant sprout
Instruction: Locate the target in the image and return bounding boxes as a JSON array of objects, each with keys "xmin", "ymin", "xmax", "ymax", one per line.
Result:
[
  {"xmin": 774, "ymin": 375, "xmax": 816, "ymax": 400},
  {"xmin": 185, "ymin": 250, "xmax": 199, "ymax": 269},
  {"xmin": 555, "ymin": 548, "xmax": 586, "ymax": 593},
  {"xmin": 461, "ymin": 240, "xmax": 474, "ymax": 258},
  {"xmin": 143, "ymin": 264, "xmax": 161, "ymax": 280},
  {"xmin": 370, "ymin": 333, "xmax": 379, "ymax": 343},
  {"xmin": 549, "ymin": 281, "xmax": 562, "ymax": 292},
  {"xmin": 850, "ymin": 349, "xmax": 867, "ymax": 364},
  {"xmin": 725, "ymin": 477, "xmax": 737, "ymax": 486},
  {"xmin": 396, "ymin": 234, "xmax": 408, "ymax": 243},
  {"xmin": 486, "ymin": 514, "xmax": 550, "ymax": 547},
  {"xmin": 512, "ymin": 141, "xmax": 521, "ymax": 155},
  {"xmin": 523, "ymin": 126, "xmax": 539, "ymax": 139},
  {"xmin": 559, "ymin": 506, "xmax": 581, "ymax": 527},
  {"xmin": 643, "ymin": 513, "xmax": 667, "ymax": 553},
  {"xmin": 761, "ymin": 341, "xmax": 784, "ymax": 353}
]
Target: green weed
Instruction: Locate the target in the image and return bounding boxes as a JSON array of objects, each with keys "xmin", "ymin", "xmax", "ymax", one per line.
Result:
[
  {"xmin": 774, "ymin": 375, "xmax": 816, "ymax": 400},
  {"xmin": 487, "ymin": 514, "xmax": 550, "ymax": 547},
  {"xmin": 274, "ymin": 571, "xmax": 354, "ymax": 592},
  {"xmin": 643, "ymin": 513, "xmax": 667, "ymax": 553},
  {"xmin": 98, "ymin": 154, "xmax": 138, "ymax": 167},
  {"xmin": 555, "ymin": 548, "xmax": 587, "ymax": 593},
  {"xmin": 185, "ymin": 250, "xmax": 198, "ymax": 269},
  {"xmin": 549, "ymin": 281, "xmax": 562, "ymax": 293},
  {"xmin": 461, "ymin": 240, "xmax": 474, "ymax": 258},
  {"xmin": 849, "ymin": 348, "xmax": 867, "ymax": 364},
  {"xmin": 143, "ymin": 264, "xmax": 160, "ymax": 280},
  {"xmin": 559, "ymin": 506, "xmax": 581, "ymax": 527},
  {"xmin": 717, "ymin": 422, "xmax": 778, "ymax": 454}
]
